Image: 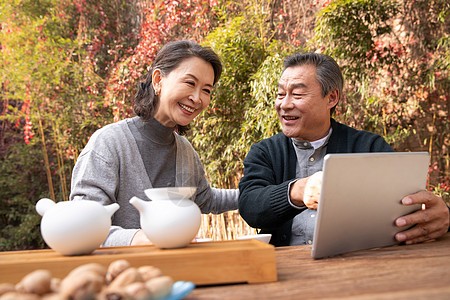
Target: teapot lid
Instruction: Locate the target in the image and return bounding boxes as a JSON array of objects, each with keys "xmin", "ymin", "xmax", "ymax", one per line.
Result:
[{"xmin": 144, "ymin": 187, "xmax": 196, "ymax": 201}]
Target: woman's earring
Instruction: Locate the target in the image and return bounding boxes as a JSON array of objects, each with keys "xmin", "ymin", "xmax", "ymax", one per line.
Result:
[{"xmin": 154, "ymin": 85, "xmax": 161, "ymax": 96}]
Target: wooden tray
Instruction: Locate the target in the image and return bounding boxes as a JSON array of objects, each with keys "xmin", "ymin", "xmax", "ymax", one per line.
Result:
[{"xmin": 0, "ymin": 240, "xmax": 277, "ymax": 285}]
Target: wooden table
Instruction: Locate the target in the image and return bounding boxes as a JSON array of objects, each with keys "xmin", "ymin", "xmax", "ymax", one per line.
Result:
[{"xmin": 186, "ymin": 233, "xmax": 450, "ymax": 299}]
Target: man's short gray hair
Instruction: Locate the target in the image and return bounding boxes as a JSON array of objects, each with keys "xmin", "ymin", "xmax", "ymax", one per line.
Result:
[{"xmin": 282, "ymin": 52, "xmax": 343, "ymax": 114}]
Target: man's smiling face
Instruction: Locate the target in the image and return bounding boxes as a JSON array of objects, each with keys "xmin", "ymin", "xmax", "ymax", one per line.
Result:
[{"xmin": 275, "ymin": 64, "xmax": 337, "ymax": 141}]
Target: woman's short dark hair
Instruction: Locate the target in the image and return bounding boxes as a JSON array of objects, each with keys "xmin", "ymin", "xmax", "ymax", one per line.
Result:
[
  {"xmin": 283, "ymin": 52, "xmax": 343, "ymax": 115},
  {"xmin": 134, "ymin": 40, "xmax": 222, "ymax": 134}
]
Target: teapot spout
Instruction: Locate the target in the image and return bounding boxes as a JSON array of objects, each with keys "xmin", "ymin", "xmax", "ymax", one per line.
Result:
[
  {"xmin": 129, "ymin": 196, "xmax": 147, "ymax": 213},
  {"xmin": 104, "ymin": 203, "xmax": 120, "ymax": 218},
  {"xmin": 36, "ymin": 198, "xmax": 56, "ymax": 216}
]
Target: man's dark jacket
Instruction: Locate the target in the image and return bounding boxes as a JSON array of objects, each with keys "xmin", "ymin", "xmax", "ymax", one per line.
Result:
[{"xmin": 238, "ymin": 119, "xmax": 397, "ymax": 246}]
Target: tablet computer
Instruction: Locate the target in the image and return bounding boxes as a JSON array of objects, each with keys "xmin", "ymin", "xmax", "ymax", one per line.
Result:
[{"xmin": 311, "ymin": 152, "xmax": 429, "ymax": 259}]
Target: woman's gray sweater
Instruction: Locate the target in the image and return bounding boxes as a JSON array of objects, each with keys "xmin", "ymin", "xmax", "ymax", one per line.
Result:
[{"xmin": 70, "ymin": 117, "xmax": 238, "ymax": 247}]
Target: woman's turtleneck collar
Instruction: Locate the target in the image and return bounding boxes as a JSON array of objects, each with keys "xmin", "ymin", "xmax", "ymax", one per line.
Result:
[{"xmin": 132, "ymin": 116, "xmax": 175, "ymax": 145}]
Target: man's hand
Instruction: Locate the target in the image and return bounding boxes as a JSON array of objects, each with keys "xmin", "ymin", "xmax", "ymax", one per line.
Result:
[
  {"xmin": 395, "ymin": 191, "xmax": 449, "ymax": 244},
  {"xmin": 290, "ymin": 171, "xmax": 323, "ymax": 210},
  {"xmin": 303, "ymin": 171, "xmax": 323, "ymax": 210},
  {"xmin": 130, "ymin": 229, "xmax": 152, "ymax": 245}
]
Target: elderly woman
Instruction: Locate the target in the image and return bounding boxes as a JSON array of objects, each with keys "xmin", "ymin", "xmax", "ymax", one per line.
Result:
[{"xmin": 70, "ymin": 40, "xmax": 238, "ymax": 247}]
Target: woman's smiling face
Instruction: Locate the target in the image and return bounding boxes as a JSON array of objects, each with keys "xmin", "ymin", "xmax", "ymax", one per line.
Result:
[{"xmin": 153, "ymin": 56, "xmax": 215, "ymax": 127}]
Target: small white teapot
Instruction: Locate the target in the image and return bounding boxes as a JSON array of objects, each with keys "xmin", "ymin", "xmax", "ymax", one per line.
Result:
[
  {"xmin": 129, "ymin": 187, "xmax": 201, "ymax": 249},
  {"xmin": 36, "ymin": 198, "xmax": 119, "ymax": 256}
]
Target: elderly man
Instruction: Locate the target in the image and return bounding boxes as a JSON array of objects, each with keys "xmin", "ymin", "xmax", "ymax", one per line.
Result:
[{"xmin": 238, "ymin": 52, "xmax": 450, "ymax": 246}]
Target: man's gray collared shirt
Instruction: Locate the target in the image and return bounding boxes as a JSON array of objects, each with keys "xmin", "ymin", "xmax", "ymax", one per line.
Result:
[{"xmin": 289, "ymin": 131, "xmax": 331, "ymax": 246}]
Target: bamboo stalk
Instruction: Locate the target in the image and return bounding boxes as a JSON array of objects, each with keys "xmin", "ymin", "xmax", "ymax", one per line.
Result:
[
  {"xmin": 446, "ymin": 153, "xmax": 449, "ymax": 176},
  {"xmin": 428, "ymin": 112, "xmax": 435, "ymax": 155},
  {"xmin": 52, "ymin": 121, "xmax": 68, "ymax": 201},
  {"xmin": 228, "ymin": 211, "xmax": 235, "ymax": 239},
  {"xmin": 220, "ymin": 213, "xmax": 227, "ymax": 240},
  {"xmin": 37, "ymin": 110, "xmax": 55, "ymax": 201}
]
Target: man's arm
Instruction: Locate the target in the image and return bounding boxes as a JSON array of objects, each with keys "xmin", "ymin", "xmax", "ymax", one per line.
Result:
[
  {"xmin": 394, "ymin": 191, "xmax": 450, "ymax": 244},
  {"xmin": 238, "ymin": 143, "xmax": 303, "ymax": 229}
]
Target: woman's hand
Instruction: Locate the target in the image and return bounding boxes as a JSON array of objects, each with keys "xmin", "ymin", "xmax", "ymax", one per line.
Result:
[{"xmin": 130, "ymin": 230, "xmax": 152, "ymax": 246}]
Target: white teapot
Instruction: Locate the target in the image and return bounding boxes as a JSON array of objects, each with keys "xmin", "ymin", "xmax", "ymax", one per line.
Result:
[
  {"xmin": 36, "ymin": 198, "xmax": 119, "ymax": 256},
  {"xmin": 129, "ymin": 187, "xmax": 201, "ymax": 249}
]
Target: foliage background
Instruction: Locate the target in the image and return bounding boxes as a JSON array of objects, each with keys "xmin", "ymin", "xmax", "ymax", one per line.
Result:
[{"xmin": 1, "ymin": 0, "xmax": 448, "ymax": 250}]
